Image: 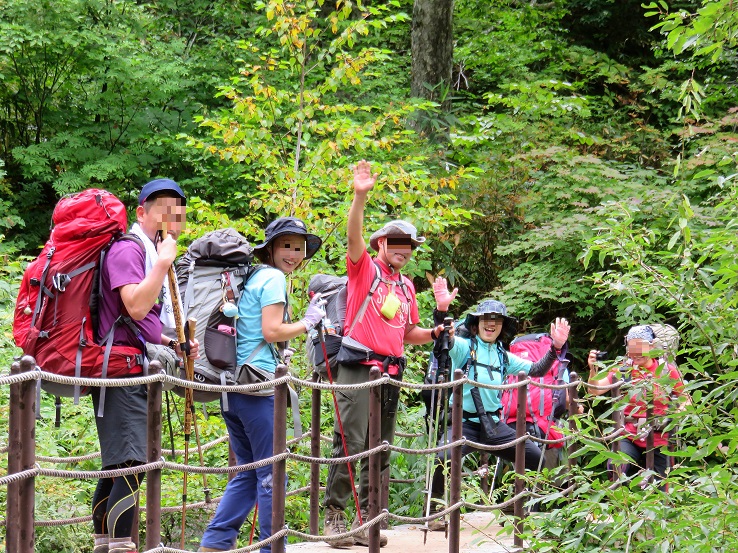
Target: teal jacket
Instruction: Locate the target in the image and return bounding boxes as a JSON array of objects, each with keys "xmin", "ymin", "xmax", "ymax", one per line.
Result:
[{"xmin": 447, "ymin": 336, "xmax": 534, "ymax": 422}]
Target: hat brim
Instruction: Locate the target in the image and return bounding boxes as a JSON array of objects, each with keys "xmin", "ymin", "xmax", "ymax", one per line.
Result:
[
  {"xmin": 466, "ymin": 312, "xmax": 516, "ymax": 324},
  {"xmin": 253, "ymin": 232, "xmax": 323, "ymax": 259}
]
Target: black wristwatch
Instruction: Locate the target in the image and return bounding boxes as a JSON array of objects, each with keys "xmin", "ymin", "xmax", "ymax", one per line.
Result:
[{"xmin": 168, "ymin": 339, "xmax": 179, "ymax": 351}]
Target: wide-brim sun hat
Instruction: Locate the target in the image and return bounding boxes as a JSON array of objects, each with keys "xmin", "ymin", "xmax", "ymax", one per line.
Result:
[
  {"xmin": 253, "ymin": 217, "xmax": 322, "ymax": 259},
  {"xmin": 369, "ymin": 220, "xmax": 426, "ymax": 252},
  {"xmin": 472, "ymin": 299, "xmax": 512, "ymax": 319},
  {"xmin": 465, "ymin": 299, "xmax": 518, "ymax": 342}
]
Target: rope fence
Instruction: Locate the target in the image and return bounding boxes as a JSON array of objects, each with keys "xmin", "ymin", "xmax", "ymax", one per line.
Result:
[{"xmin": 1, "ymin": 356, "xmax": 667, "ymax": 553}]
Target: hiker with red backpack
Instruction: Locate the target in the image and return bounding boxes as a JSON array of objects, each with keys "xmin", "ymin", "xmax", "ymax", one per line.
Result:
[
  {"xmin": 587, "ymin": 325, "xmax": 690, "ymax": 482},
  {"xmin": 501, "ymin": 333, "xmax": 576, "ymax": 471},
  {"xmin": 321, "ymin": 160, "xmax": 448, "ymax": 548},
  {"xmin": 92, "ymin": 179, "xmax": 199, "ymax": 553},
  {"xmin": 198, "ymin": 217, "xmax": 324, "ymax": 553},
  {"xmin": 425, "ymin": 288, "xmax": 570, "ymax": 531}
]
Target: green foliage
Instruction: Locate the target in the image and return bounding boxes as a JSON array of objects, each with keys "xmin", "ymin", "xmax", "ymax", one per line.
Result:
[
  {"xmin": 0, "ymin": 0, "xmax": 259, "ymax": 250},
  {"xmin": 184, "ymin": 0, "xmax": 473, "ymax": 285},
  {"xmin": 2, "ymin": 0, "xmax": 738, "ymax": 550}
]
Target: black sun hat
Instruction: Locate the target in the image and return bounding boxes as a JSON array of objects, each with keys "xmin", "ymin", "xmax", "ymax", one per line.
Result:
[{"xmin": 253, "ymin": 217, "xmax": 322, "ymax": 259}]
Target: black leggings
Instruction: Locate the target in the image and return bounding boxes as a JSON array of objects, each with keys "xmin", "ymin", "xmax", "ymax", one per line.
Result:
[
  {"xmin": 431, "ymin": 419, "xmax": 542, "ymax": 498},
  {"xmin": 92, "ymin": 461, "xmax": 145, "ymax": 537}
]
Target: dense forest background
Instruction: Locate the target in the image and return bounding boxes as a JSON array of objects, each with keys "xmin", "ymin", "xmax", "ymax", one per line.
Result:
[{"xmin": 1, "ymin": 0, "xmax": 737, "ymax": 551}]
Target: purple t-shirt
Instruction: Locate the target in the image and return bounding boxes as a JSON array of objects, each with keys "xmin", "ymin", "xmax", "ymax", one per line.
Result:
[{"xmin": 97, "ymin": 238, "xmax": 163, "ymax": 348}]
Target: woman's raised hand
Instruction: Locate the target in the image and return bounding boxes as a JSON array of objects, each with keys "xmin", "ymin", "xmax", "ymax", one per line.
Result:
[
  {"xmin": 433, "ymin": 276, "xmax": 458, "ymax": 312},
  {"xmin": 550, "ymin": 317, "xmax": 570, "ymax": 349}
]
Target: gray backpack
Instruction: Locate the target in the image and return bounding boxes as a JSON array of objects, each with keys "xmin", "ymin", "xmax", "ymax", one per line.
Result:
[
  {"xmin": 175, "ymin": 228, "xmax": 264, "ymax": 407},
  {"xmin": 647, "ymin": 323, "xmax": 679, "ymax": 362},
  {"xmin": 305, "ymin": 263, "xmax": 409, "ymax": 376},
  {"xmin": 305, "ymin": 274, "xmax": 348, "ymax": 375}
]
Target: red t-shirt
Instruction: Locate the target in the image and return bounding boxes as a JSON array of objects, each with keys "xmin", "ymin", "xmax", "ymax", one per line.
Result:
[
  {"xmin": 608, "ymin": 359, "xmax": 685, "ymax": 447},
  {"xmin": 344, "ymin": 249, "xmax": 419, "ymax": 369}
]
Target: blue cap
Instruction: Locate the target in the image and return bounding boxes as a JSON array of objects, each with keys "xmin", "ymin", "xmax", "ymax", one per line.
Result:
[{"xmin": 138, "ymin": 178, "xmax": 186, "ymax": 205}]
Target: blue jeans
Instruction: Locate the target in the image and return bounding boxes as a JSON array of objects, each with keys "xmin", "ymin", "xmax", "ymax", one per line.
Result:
[{"xmin": 200, "ymin": 393, "xmax": 285, "ymax": 552}]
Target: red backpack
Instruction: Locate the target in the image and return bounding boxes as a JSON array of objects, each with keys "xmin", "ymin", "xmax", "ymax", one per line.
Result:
[
  {"xmin": 13, "ymin": 189, "xmax": 145, "ymax": 404},
  {"xmin": 501, "ymin": 333, "xmax": 569, "ymax": 448}
]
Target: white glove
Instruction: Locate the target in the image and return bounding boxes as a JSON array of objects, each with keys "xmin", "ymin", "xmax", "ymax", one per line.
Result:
[{"xmin": 300, "ymin": 294, "xmax": 326, "ymax": 332}]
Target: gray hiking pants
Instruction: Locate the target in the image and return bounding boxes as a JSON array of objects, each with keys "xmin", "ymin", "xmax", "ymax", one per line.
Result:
[{"xmin": 323, "ymin": 363, "xmax": 400, "ymax": 513}]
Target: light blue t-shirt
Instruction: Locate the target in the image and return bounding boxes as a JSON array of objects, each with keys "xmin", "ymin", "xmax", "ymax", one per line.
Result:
[
  {"xmin": 235, "ymin": 266, "xmax": 287, "ymax": 372},
  {"xmin": 448, "ymin": 336, "xmax": 533, "ymax": 421}
]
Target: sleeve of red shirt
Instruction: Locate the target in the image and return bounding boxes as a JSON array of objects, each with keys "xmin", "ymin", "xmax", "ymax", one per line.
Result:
[
  {"xmin": 669, "ymin": 364, "xmax": 686, "ymax": 395},
  {"xmin": 346, "ymin": 248, "xmax": 373, "ymax": 290}
]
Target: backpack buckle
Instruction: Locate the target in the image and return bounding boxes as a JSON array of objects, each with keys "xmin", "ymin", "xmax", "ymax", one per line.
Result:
[{"xmin": 52, "ymin": 273, "xmax": 72, "ymax": 292}]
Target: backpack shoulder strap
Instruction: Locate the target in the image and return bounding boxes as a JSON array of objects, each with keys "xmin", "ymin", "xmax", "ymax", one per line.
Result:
[
  {"xmin": 345, "ymin": 261, "xmax": 383, "ymax": 337},
  {"xmin": 463, "ymin": 336, "xmax": 477, "ymax": 377},
  {"xmin": 116, "ymin": 233, "xmax": 145, "ymax": 251},
  {"xmin": 554, "ymin": 341, "xmax": 570, "ymax": 382}
]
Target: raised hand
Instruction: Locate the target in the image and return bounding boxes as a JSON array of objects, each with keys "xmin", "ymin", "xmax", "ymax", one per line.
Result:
[
  {"xmin": 433, "ymin": 276, "xmax": 458, "ymax": 311},
  {"xmin": 550, "ymin": 317, "xmax": 570, "ymax": 349},
  {"xmin": 353, "ymin": 159, "xmax": 377, "ymax": 195}
]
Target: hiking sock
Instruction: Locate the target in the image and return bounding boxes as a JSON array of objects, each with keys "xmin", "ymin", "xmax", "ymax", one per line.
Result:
[
  {"xmin": 108, "ymin": 537, "xmax": 137, "ymax": 553},
  {"xmin": 93, "ymin": 533, "xmax": 109, "ymax": 553}
]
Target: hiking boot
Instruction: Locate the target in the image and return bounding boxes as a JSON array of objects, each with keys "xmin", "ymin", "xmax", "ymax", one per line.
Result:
[
  {"xmin": 426, "ymin": 506, "xmax": 446, "ymax": 532},
  {"xmin": 323, "ymin": 505, "xmax": 355, "ymax": 548},
  {"xmin": 423, "ymin": 502, "xmax": 446, "ymax": 533},
  {"xmin": 351, "ymin": 510, "xmax": 388, "ymax": 548}
]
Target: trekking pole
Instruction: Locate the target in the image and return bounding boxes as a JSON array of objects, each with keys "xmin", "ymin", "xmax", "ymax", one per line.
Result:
[
  {"xmin": 421, "ymin": 317, "xmax": 452, "ymax": 543},
  {"xmin": 315, "ymin": 305, "xmax": 364, "ymax": 526},
  {"xmin": 531, "ymin": 352, "xmax": 570, "ymax": 495},
  {"xmin": 159, "ymin": 226, "xmax": 209, "ymax": 546},
  {"xmin": 249, "ymin": 503, "xmax": 259, "ymax": 545},
  {"xmin": 187, "ymin": 322, "xmax": 211, "ymax": 502},
  {"xmin": 178, "ymin": 315, "xmax": 197, "ymax": 549},
  {"xmin": 421, "ymin": 358, "xmax": 443, "ymax": 543}
]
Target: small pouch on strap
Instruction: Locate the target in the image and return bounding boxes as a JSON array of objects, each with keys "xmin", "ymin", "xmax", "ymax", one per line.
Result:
[{"xmin": 336, "ymin": 335, "xmax": 375, "ymax": 365}]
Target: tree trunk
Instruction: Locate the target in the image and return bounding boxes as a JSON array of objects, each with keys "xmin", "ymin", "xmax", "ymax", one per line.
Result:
[{"xmin": 411, "ymin": 0, "xmax": 454, "ymax": 104}]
